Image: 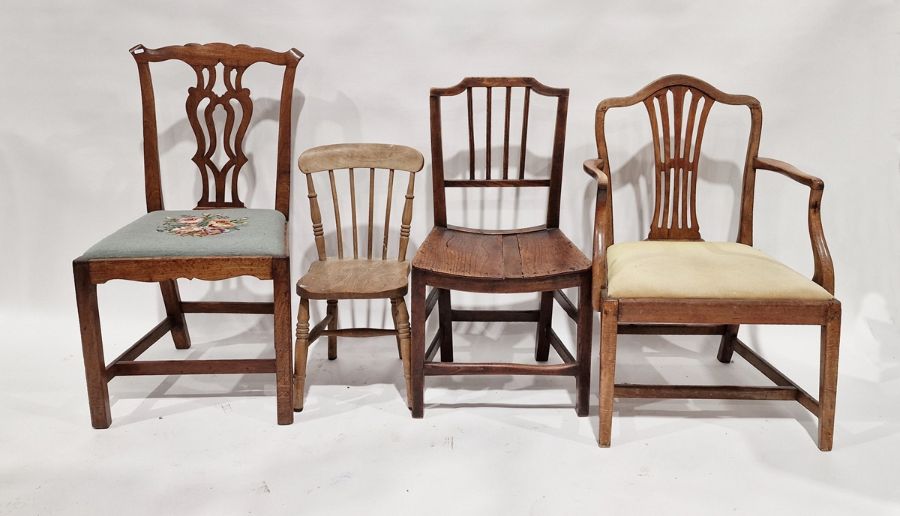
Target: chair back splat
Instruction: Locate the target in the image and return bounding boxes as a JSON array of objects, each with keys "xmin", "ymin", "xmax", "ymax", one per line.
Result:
[
  {"xmin": 130, "ymin": 43, "xmax": 303, "ymax": 216},
  {"xmin": 595, "ymin": 74, "xmax": 762, "ymax": 242}
]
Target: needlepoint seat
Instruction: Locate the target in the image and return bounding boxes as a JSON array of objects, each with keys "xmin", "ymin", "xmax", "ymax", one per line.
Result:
[{"xmin": 81, "ymin": 209, "xmax": 286, "ymax": 259}]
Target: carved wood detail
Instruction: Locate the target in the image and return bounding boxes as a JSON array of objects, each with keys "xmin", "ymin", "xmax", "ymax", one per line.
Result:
[{"xmin": 186, "ymin": 64, "xmax": 253, "ymax": 209}]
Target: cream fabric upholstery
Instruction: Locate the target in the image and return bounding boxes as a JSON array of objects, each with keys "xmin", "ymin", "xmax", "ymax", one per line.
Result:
[{"xmin": 606, "ymin": 241, "xmax": 832, "ymax": 300}]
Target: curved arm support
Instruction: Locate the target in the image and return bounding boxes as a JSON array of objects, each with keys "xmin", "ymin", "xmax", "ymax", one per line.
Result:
[
  {"xmin": 584, "ymin": 159, "xmax": 612, "ymax": 309},
  {"xmin": 754, "ymin": 157, "xmax": 834, "ymax": 294}
]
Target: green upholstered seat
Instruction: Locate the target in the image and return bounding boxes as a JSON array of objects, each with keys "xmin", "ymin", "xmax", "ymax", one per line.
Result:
[{"xmin": 80, "ymin": 209, "xmax": 286, "ymax": 259}]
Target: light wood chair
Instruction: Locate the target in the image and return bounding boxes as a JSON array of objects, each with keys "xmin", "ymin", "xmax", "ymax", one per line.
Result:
[
  {"xmin": 72, "ymin": 43, "xmax": 302, "ymax": 428},
  {"xmin": 409, "ymin": 77, "xmax": 593, "ymax": 418},
  {"xmin": 293, "ymin": 143, "xmax": 425, "ymax": 411},
  {"xmin": 587, "ymin": 74, "xmax": 841, "ymax": 449}
]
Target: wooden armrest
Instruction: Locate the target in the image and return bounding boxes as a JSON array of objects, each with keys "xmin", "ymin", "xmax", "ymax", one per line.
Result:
[
  {"xmin": 583, "ymin": 158, "xmax": 609, "ymax": 189},
  {"xmin": 754, "ymin": 157, "xmax": 824, "ymax": 190},
  {"xmin": 753, "ymin": 156, "xmax": 834, "ymax": 294}
]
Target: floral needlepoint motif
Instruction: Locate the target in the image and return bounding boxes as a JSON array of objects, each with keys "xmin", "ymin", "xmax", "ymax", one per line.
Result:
[{"xmin": 157, "ymin": 213, "xmax": 248, "ymax": 237}]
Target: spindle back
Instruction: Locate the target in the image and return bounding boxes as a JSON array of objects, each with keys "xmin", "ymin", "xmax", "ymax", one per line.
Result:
[
  {"xmin": 298, "ymin": 143, "xmax": 424, "ymax": 262},
  {"xmin": 429, "ymin": 77, "xmax": 569, "ymax": 229}
]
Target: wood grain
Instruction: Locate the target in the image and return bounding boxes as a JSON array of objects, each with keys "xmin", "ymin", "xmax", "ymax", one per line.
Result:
[{"xmin": 412, "ymin": 77, "xmax": 591, "ymax": 418}]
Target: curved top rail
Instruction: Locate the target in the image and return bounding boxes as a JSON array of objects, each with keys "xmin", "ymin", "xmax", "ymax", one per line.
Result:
[
  {"xmin": 298, "ymin": 143, "xmax": 425, "ymax": 174},
  {"xmin": 130, "ymin": 43, "xmax": 303, "ymax": 67},
  {"xmin": 431, "ymin": 76, "xmax": 568, "ymax": 97},
  {"xmin": 597, "ymin": 74, "xmax": 759, "ymax": 111}
]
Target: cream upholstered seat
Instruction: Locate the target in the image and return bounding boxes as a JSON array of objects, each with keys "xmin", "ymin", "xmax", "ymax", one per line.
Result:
[{"xmin": 606, "ymin": 241, "xmax": 832, "ymax": 300}]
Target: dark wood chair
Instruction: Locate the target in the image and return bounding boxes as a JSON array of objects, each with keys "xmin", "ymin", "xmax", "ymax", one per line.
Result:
[
  {"xmin": 587, "ymin": 74, "xmax": 841, "ymax": 449},
  {"xmin": 409, "ymin": 77, "xmax": 593, "ymax": 418},
  {"xmin": 72, "ymin": 43, "xmax": 302, "ymax": 428},
  {"xmin": 293, "ymin": 143, "xmax": 424, "ymax": 411}
]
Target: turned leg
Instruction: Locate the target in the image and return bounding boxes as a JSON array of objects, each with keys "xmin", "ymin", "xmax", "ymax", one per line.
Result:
[
  {"xmin": 438, "ymin": 289, "xmax": 454, "ymax": 362},
  {"xmin": 327, "ymin": 299, "xmax": 338, "ymax": 360},
  {"xmin": 391, "ymin": 297, "xmax": 413, "ymax": 409},
  {"xmin": 534, "ymin": 291, "xmax": 554, "ymax": 362},
  {"xmin": 716, "ymin": 324, "xmax": 739, "ymax": 363},
  {"xmin": 598, "ymin": 299, "xmax": 619, "ymax": 447},
  {"xmin": 575, "ymin": 281, "xmax": 592, "ymax": 416},
  {"xmin": 818, "ymin": 306, "xmax": 841, "ymax": 451},
  {"xmin": 273, "ymin": 258, "xmax": 293, "ymax": 424},
  {"xmin": 73, "ymin": 262, "xmax": 112, "ymax": 429},
  {"xmin": 410, "ymin": 271, "xmax": 426, "ymax": 418},
  {"xmin": 293, "ymin": 297, "xmax": 310, "ymax": 412},
  {"xmin": 159, "ymin": 279, "xmax": 191, "ymax": 349}
]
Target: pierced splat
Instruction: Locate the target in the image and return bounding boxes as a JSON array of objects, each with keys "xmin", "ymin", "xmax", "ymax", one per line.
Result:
[
  {"xmin": 644, "ymin": 86, "xmax": 714, "ymax": 240},
  {"xmin": 187, "ymin": 64, "xmax": 253, "ymax": 209}
]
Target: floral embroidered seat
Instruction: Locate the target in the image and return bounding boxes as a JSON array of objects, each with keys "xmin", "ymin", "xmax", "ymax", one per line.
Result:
[{"xmin": 82, "ymin": 209, "xmax": 286, "ymax": 259}]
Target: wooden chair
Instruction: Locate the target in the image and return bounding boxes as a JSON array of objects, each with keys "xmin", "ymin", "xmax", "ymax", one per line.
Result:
[
  {"xmin": 409, "ymin": 77, "xmax": 593, "ymax": 418},
  {"xmin": 293, "ymin": 143, "xmax": 424, "ymax": 411},
  {"xmin": 587, "ymin": 74, "xmax": 841, "ymax": 449},
  {"xmin": 72, "ymin": 43, "xmax": 302, "ymax": 428}
]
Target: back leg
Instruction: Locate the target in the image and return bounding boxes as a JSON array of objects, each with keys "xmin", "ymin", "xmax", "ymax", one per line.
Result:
[
  {"xmin": 534, "ymin": 291, "xmax": 553, "ymax": 362},
  {"xmin": 716, "ymin": 324, "xmax": 739, "ymax": 363},
  {"xmin": 327, "ymin": 299, "xmax": 338, "ymax": 360},
  {"xmin": 438, "ymin": 289, "xmax": 454, "ymax": 362},
  {"xmin": 159, "ymin": 279, "xmax": 191, "ymax": 349}
]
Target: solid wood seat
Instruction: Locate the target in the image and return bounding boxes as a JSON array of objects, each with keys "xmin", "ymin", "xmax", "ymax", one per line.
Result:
[
  {"xmin": 409, "ymin": 77, "xmax": 593, "ymax": 419},
  {"xmin": 297, "ymin": 259, "xmax": 410, "ymax": 299},
  {"xmin": 412, "ymin": 227, "xmax": 590, "ymax": 286}
]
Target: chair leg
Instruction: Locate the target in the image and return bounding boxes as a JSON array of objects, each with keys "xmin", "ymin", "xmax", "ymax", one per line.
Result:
[
  {"xmin": 327, "ymin": 299, "xmax": 338, "ymax": 360},
  {"xmin": 598, "ymin": 299, "xmax": 619, "ymax": 447},
  {"xmin": 273, "ymin": 258, "xmax": 293, "ymax": 425},
  {"xmin": 716, "ymin": 324, "xmax": 739, "ymax": 363},
  {"xmin": 818, "ymin": 308, "xmax": 841, "ymax": 451},
  {"xmin": 159, "ymin": 279, "xmax": 191, "ymax": 350},
  {"xmin": 437, "ymin": 289, "xmax": 454, "ymax": 362},
  {"xmin": 534, "ymin": 291, "xmax": 554, "ymax": 362},
  {"xmin": 293, "ymin": 297, "xmax": 310, "ymax": 412},
  {"xmin": 391, "ymin": 297, "xmax": 413, "ymax": 409},
  {"xmin": 410, "ymin": 271, "xmax": 426, "ymax": 418},
  {"xmin": 73, "ymin": 262, "xmax": 112, "ymax": 429},
  {"xmin": 575, "ymin": 281, "xmax": 592, "ymax": 417}
]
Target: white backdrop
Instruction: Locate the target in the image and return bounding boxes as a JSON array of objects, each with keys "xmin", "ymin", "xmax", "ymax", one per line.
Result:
[
  {"xmin": 3, "ymin": 0, "xmax": 899, "ymax": 374},
  {"xmin": 2, "ymin": 0, "xmax": 900, "ymax": 513}
]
